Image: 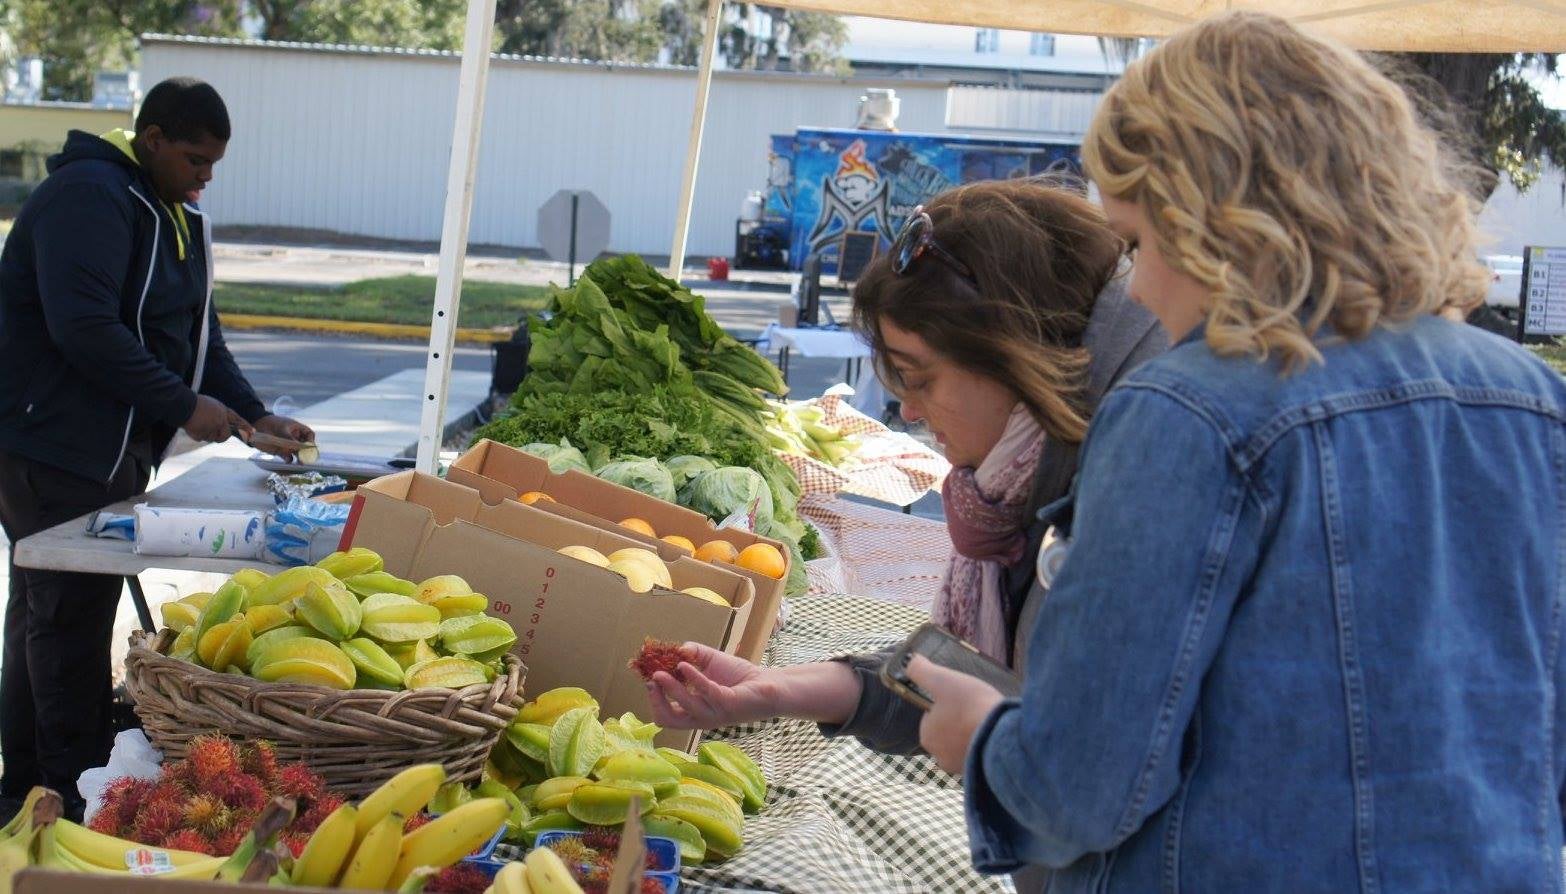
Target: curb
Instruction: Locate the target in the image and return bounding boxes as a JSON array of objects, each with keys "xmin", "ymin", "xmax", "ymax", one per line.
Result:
[{"xmin": 219, "ymin": 313, "xmax": 512, "ymax": 344}]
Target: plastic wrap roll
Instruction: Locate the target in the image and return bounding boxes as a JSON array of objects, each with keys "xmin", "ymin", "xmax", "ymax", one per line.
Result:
[{"xmin": 132, "ymin": 504, "xmax": 266, "ymax": 559}]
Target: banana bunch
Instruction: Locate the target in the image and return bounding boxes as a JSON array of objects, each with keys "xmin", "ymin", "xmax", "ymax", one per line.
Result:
[
  {"xmin": 487, "ymin": 687, "xmax": 764, "ymax": 865},
  {"xmin": 5, "ymin": 786, "xmax": 296, "ymax": 889},
  {"xmin": 762, "ymin": 399, "xmax": 860, "ymax": 467},
  {"xmin": 485, "ymin": 848, "xmax": 585, "ymax": 894},
  {"xmin": 161, "ymin": 549, "xmax": 516, "ymax": 692},
  {"xmin": 285, "ymin": 763, "xmax": 510, "ymax": 890}
]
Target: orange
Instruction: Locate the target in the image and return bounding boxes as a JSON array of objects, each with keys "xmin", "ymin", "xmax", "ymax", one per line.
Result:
[
  {"xmin": 694, "ymin": 540, "xmax": 739, "ymax": 565},
  {"xmin": 520, "ymin": 491, "xmax": 555, "ymax": 505},
  {"xmin": 661, "ymin": 534, "xmax": 696, "ymax": 553},
  {"xmin": 737, "ymin": 543, "xmax": 786, "ymax": 580},
  {"xmin": 620, "ymin": 517, "xmax": 657, "ymax": 538}
]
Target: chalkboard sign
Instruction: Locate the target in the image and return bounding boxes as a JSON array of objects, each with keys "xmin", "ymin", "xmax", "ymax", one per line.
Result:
[
  {"xmin": 838, "ymin": 231, "xmax": 879, "ymax": 283},
  {"xmin": 1520, "ymin": 246, "xmax": 1566, "ymax": 341}
]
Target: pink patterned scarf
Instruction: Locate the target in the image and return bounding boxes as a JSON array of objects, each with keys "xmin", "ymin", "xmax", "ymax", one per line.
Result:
[{"xmin": 934, "ymin": 403, "xmax": 1046, "ymax": 661}]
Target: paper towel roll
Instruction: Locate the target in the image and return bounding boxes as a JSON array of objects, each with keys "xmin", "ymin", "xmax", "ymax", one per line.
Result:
[{"xmin": 133, "ymin": 504, "xmax": 266, "ymax": 559}]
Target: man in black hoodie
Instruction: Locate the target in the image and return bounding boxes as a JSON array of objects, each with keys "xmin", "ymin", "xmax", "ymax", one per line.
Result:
[{"xmin": 0, "ymin": 77, "xmax": 310, "ymax": 817}]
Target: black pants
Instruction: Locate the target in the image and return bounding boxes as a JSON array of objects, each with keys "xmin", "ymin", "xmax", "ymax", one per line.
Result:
[{"xmin": 0, "ymin": 451, "xmax": 147, "ymax": 815}]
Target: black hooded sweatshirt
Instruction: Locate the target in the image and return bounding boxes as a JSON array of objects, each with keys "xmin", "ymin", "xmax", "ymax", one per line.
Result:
[{"xmin": 0, "ymin": 129, "xmax": 265, "ymax": 484}]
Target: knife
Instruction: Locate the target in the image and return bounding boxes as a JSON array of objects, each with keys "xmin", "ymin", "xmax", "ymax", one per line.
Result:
[{"xmin": 234, "ymin": 426, "xmax": 321, "ymax": 465}]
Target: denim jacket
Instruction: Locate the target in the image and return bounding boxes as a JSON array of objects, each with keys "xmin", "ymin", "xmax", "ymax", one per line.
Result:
[{"xmin": 964, "ymin": 316, "xmax": 1566, "ymax": 893}]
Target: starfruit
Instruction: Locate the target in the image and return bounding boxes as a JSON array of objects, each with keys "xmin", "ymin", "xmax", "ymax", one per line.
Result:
[
  {"xmin": 438, "ymin": 616, "xmax": 516, "ymax": 660},
  {"xmin": 384, "ymin": 638, "xmax": 439, "ymax": 670},
  {"xmin": 698, "ymin": 742, "xmax": 766, "ymax": 813},
  {"xmin": 595, "ymin": 751, "xmax": 681, "ymax": 800},
  {"xmin": 344, "ymin": 572, "xmax": 417, "ymax": 600},
  {"xmin": 169, "ymin": 627, "xmax": 197, "ymax": 662},
  {"xmin": 197, "ymin": 615, "xmax": 253, "ymax": 673},
  {"xmin": 565, "ymin": 781, "xmax": 656, "ymax": 825},
  {"xmin": 342, "ymin": 637, "xmax": 406, "ymax": 689},
  {"xmin": 642, "ymin": 815, "xmax": 708, "ymax": 866},
  {"xmin": 475, "ymin": 780, "xmax": 530, "ymax": 841},
  {"xmin": 180, "ymin": 591, "xmax": 214, "ymax": 611},
  {"xmin": 517, "ymin": 687, "xmax": 599, "ymax": 726},
  {"xmin": 246, "ymin": 565, "xmax": 336, "ymax": 609},
  {"xmin": 505, "ymin": 723, "xmax": 553, "ymax": 765},
  {"xmin": 432, "ymin": 593, "xmax": 488, "ymax": 620},
  {"xmin": 656, "ymin": 748, "xmax": 699, "ymax": 771},
  {"xmin": 403, "ymin": 656, "xmax": 490, "ymax": 690},
  {"xmin": 295, "ymin": 581, "xmax": 362, "ymax": 641},
  {"xmin": 413, "ymin": 575, "xmax": 472, "ymax": 606},
  {"xmin": 160, "ymin": 600, "xmax": 201, "ymax": 633},
  {"xmin": 244, "ymin": 604, "xmax": 293, "ymax": 636},
  {"xmin": 428, "ymin": 782, "xmax": 472, "ymax": 815},
  {"xmin": 251, "ymin": 637, "xmax": 356, "ymax": 690},
  {"xmin": 230, "ymin": 568, "xmax": 271, "ymax": 591},
  {"xmin": 315, "ymin": 547, "xmax": 384, "ymax": 580},
  {"xmin": 515, "ymin": 784, "xmax": 540, "ymax": 806},
  {"xmin": 548, "ymin": 707, "xmax": 605, "ymax": 778},
  {"xmin": 653, "ymin": 797, "xmax": 743, "ymax": 860},
  {"xmin": 193, "ymin": 581, "xmax": 246, "ymax": 646},
  {"xmin": 530, "ymin": 776, "xmax": 589, "ymax": 812},
  {"xmin": 359, "ymin": 593, "xmax": 441, "ymax": 643},
  {"xmin": 677, "ymin": 779, "xmax": 745, "ymax": 823},
  {"xmin": 519, "ymin": 811, "xmax": 584, "ymax": 846},
  {"xmin": 246, "ymin": 625, "xmax": 321, "ymax": 668},
  {"xmin": 603, "ymin": 713, "xmax": 661, "ymax": 755},
  {"xmin": 678, "ymin": 765, "xmax": 745, "ymax": 805}
]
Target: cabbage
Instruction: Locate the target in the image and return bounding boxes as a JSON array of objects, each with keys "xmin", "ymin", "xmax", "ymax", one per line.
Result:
[
  {"xmin": 681, "ymin": 466, "xmax": 774, "ymax": 528},
  {"xmin": 664, "ymin": 455, "xmax": 718, "ymax": 490},
  {"xmin": 520, "ymin": 439, "xmax": 591, "ymax": 475},
  {"xmin": 595, "ymin": 457, "xmax": 677, "ymax": 503}
]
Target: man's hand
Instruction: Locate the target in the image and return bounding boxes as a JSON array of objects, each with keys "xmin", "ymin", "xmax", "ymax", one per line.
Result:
[
  {"xmin": 907, "ymin": 655, "xmax": 1005, "ymax": 776},
  {"xmin": 254, "ymin": 414, "xmax": 314, "ymax": 444},
  {"xmin": 183, "ymin": 394, "xmax": 234, "ymax": 442}
]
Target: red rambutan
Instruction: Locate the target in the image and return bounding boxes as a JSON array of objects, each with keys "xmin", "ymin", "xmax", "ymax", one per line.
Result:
[
  {"xmin": 130, "ymin": 798, "xmax": 185, "ymax": 845},
  {"xmin": 272, "ymin": 763, "xmax": 326, "ymax": 806},
  {"xmin": 425, "ymin": 862, "xmax": 491, "ymax": 894},
  {"xmin": 185, "ymin": 735, "xmax": 242, "ymax": 789},
  {"xmin": 628, "ymin": 638, "xmax": 695, "ymax": 683},
  {"xmin": 281, "ymin": 830, "xmax": 312, "ymax": 859},
  {"xmin": 212, "ymin": 825, "xmax": 247, "ymax": 857},
  {"xmin": 403, "ymin": 812, "xmax": 433, "ymax": 834},
  {"xmin": 107, "ymin": 777, "xmax": 159, "ymax": 832},
  {"xmin": 182, "ymin": 794, "xmax": 236, "ymax": 839},
  {"xmin": 207, "ymin": 773, "xmax": 269, "ymax": 814},
  {"xmin": 160, "ymin": 828, "xmax": 217, "ymax": 856},
  {"xmin": 579, "ymin": 826, "xmax": 623, "ymax": 853},
  {"xmin": 298, "ymin": 793, "xmax": 345, "ymax": 834},
  {"xmin": 239, "ymin": 740, "xmax": 280, "ymax": 786}
]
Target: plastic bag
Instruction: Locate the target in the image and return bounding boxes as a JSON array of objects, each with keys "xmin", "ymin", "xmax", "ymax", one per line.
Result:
[
  {"xmin": 79, "ymin": 730, "xmax": 164, "ymax": 824},
  {"xmin": 265, "ymin": 496, "xmax": 351, "ymax": 566}
]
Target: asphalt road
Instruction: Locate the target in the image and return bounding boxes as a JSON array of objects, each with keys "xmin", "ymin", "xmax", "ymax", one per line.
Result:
[{"xmin": 222, "ymin": 330, "xmax": 493, "ymax": 411}]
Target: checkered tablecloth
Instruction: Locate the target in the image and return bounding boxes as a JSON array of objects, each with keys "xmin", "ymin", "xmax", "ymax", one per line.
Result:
[
  {"xmin": 779, "ymin": 392, "xmax": 951, "ymax": 508},
  {"xmin": 799, "ymin": 496, "xmax": 951, "ymax": 609},
  {"xmin": 681, "ymin": 594, "xmax": 1013, "ymax": 894}
]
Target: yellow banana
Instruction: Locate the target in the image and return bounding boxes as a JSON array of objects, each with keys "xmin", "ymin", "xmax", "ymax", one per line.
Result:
[
  {"xmin": 290, "ymin": 801, "xmax": 358, "ymax": 887},
  {"xmin": 337, "ymin": 810, "xmax": 402, "ymax": 890},
  {"xmin": 0, "ymin": 789, "xmax": 47, "ymax": 841},
  {"xmin": 356, "ymin": 763, "xmax": 446, "ymax": 842},
  {"xmin": 490, "ymin": 860, "xmax": 534, "ymax": 894},
  {"xmin": 51, "ymin": 819, "xmax": 214, "ymax": 869},
  {"xmin": 523, "ymin": 847, "xmax": 584, "ymax": 894},
  {"xmin": 388, "ymin": 797, "xmax": 509, "ymax": 888}
]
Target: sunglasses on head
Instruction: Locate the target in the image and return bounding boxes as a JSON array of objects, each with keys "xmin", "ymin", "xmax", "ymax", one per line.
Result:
[{"xmin": 890, "ymin": 206, "xmax": 977, "ymax": 285}]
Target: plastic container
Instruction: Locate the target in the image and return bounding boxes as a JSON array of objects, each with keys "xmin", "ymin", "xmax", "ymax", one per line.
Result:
[{"xmin": 534, "ymin": 830, "xmax": 682, "ymax": 891}]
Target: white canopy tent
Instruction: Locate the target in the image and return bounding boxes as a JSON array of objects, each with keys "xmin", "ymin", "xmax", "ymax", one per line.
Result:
[{"xmin": 414, "ymin": 0, "xmax": 1566, "ymax": 471}]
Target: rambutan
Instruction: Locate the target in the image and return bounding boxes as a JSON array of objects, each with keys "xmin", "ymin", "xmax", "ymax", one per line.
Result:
[
  {"xmin": 130, "ymin": 798, "xmax": 185, "ymax": 845},
  {"xmin": 185, "ymin": 735, "xmax": 242, "ymax": 788},
  {"xmin": 579, "ymin": 826, "xmax": 623, "ymax": 853},
  {"xmin": 281, "ymin": 830, "xmax": 312, "ymax": 859},
  {"xmin": 239, "ymin": 741, "xmax": 280, "ymax": 786},
  {"xmin": 548, "ymin": 836, "xmax": 597, "ymax": 866},
  {"xmin": 207, "ymin": 773, "xmax": 269, "ymax": 814},
  {"xmin": 272, "ymin": 763, "xmax": 326, "ymax": 806},
  {"xmin": 182, "ymin": 794, "xmax": 236, "ymax": 839},
  {"xmin": 108, "ymin": 778, "xmax": 159, "ymax": 832},
  {"xmin": 86, "ymin": 807, "xmax": 123, "ymax": 836},
  {"xmin": 426, "ymin": 862, "xmax": 492, "ymax": 893},
  {"xmin": 298, "ymin": 793, "xmax": 345, "ymax": 834},
  {"xmin": 212, "ymin": 825, "xmax": 247, "ymax": 857},
  {"xmin": 628, "ymin": 638, "xmax": 695, "ymax": 683},
  {"xmin": 403, "ymin": 811, "xmax": 433, "ymax": 834},
  {"xmin": 160, "ymin": 828, "xmax": 217, "ymax": 856}
]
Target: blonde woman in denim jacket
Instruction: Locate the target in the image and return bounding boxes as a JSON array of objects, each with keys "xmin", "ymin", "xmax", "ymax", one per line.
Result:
[{"xmin": 903, "ymin": 12, "xmax": 1566, "ymax": 892}]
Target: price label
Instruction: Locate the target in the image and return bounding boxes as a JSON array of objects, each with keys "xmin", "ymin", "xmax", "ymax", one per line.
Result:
[{"xmin": 1522, "ymin": 247, "xmax": 1566, "ymax": 338}]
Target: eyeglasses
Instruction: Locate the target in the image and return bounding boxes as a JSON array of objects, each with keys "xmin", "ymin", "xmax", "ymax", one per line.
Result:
[{"xmin": 890, "ymin": 206, "xmax": 976, "ymax": 285}]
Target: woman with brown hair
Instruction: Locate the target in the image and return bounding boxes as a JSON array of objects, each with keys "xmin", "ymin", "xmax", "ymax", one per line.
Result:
[
  {"xmin": 903, "ymin": 12, "xmax": 1566, "ymax": 892},
  {"xmin": 642, "ymin": 176, "xmax": 1165, "ymax": 750}
]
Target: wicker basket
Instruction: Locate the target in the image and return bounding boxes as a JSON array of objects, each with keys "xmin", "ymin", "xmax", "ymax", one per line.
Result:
[{"xmin": 123, "ymin": 629, "xmax": 526, "ymax": 797}]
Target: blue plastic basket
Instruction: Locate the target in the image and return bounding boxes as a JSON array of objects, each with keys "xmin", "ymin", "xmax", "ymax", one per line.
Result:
[{"xmin": 534, "ymin": 830, "xmax": 682, "ymax": 891}]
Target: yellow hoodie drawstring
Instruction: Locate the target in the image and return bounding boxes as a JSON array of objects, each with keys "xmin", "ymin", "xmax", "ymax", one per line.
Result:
[{"xmin": 100, "ymin": 128, "xmax": 190, "ymax": 262}]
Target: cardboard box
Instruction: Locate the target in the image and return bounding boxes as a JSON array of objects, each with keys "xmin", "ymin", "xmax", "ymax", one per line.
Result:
[
  {"xmin": 342, "ymin": 471, "xmax": 755, "ymax": 749},
  {"xmin": 449, "ymin": 440, "xmax": 787, "ymax": 663},
  {"xmin": 16, "ymin": 870, "xmax": 332, "ymax": 893}
]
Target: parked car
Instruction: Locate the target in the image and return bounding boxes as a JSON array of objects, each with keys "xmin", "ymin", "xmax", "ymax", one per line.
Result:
[{"xmin": 1485, "ymin": 254, "xmax": 1525, "ymax": 309}]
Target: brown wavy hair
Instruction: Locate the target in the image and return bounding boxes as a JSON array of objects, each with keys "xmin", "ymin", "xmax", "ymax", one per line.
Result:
[
  {"xmin": 851, "ymin": 177, "xmax": 1122, "ymax": 444},
  {"xmin": 1081, "ymin": 11, "xmax": 1491, "ymax": 369}
]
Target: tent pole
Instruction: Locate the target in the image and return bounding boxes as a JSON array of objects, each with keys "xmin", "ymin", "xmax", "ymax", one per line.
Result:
[
  {"xmin": 417, "ymin": 0, "xmax": 498, "ymax": 474},
  {"xmin": 667, "ymin": 0, "xmax": 724, "ymax": 282}
]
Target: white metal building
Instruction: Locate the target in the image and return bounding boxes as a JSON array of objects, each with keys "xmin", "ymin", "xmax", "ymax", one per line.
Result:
[{"xmin": 139, "ymin": 35, "xmax": 1105, "ymax": 258}]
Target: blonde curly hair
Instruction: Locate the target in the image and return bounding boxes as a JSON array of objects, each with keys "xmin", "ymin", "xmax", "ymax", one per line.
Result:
[{"xmin": 1082, "ymin": 11, "xmax": 1492, "ymax": 369}]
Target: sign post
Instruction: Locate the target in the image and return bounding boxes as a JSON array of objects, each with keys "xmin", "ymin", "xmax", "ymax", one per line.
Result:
[{"xmin": 1520, "ymin": 246, "xmax": 1566, "ymax": 343}]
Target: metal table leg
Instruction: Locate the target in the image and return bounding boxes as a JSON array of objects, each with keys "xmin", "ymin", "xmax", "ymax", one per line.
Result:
[{"xmin": 125, "ymin": 575, "xmax": 155, "ymax": 633}]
